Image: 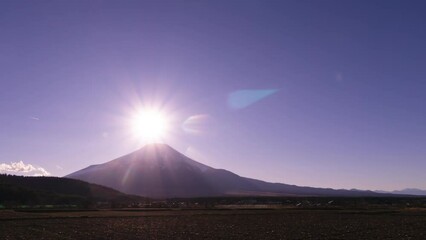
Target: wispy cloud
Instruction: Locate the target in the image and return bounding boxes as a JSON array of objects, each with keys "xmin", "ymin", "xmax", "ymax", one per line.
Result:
[
  {"xmin": 29, "ymin": 116, "xmax": 40, "ymax": 121},
  {"xmin": 0, "ymin": 161, "xmax": 50, "ymax": 176}
]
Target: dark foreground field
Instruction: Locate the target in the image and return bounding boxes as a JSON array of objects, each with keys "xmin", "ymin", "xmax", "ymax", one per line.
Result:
[{"xmin": 1, "ymin": 208, "xmax": 426, "ymax": 239}]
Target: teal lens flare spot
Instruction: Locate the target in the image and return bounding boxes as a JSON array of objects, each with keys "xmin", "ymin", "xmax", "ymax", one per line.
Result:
[{"xmin": 228, "ymin": 89, "xmax": 278, "ymax": 109}]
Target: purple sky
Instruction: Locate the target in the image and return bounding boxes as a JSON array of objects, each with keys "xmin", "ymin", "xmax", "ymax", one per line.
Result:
[{"xmin": 1, "ymin": 0, "xmax": 425, "ymax": 191}]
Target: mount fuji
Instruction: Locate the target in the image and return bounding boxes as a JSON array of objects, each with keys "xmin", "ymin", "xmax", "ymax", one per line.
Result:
[{"xmin": 66, "ymin": 144, "xmax": 389, "ymax": 198}]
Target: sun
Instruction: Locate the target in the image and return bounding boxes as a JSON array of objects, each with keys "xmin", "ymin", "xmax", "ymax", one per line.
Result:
[{"xmin": 131, "ymin": 109, "xmax": 169, "ymax": 143}]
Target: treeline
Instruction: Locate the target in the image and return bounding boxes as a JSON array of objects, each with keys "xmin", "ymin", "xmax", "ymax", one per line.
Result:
[{"xmin": 0, "ymin": 174, "xmax": 146, "ymax": 208}]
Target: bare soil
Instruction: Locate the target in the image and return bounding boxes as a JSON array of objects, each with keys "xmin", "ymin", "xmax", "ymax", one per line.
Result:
[{"xmin": 1, "ymin": 209, "xmax": 426, "ymax": 239}]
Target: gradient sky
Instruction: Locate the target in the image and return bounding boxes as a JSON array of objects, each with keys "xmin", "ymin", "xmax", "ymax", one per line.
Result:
[{"xmin": 1, "ymin": 0, "xmax": 425, "ymax": 191}]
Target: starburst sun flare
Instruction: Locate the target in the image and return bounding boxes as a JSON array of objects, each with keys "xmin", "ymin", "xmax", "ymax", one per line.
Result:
[{"xmin": 130, "ymin": 109, "xmax": 169, "ymax": 143}]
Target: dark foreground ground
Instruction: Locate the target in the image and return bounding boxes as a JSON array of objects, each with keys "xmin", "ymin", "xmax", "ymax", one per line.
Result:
[{"xmin": 1, "ymin": 208, "xmax": 426, "ymax": 239}]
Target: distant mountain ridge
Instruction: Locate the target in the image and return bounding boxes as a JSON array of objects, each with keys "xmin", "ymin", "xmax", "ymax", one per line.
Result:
[
  {"xmin": 66, "ymin": 144, "xmax": 397, "ymax": 198},
  {"xmin": 376, "ymin": 188, "xmax": 426, "ymax": 196}
]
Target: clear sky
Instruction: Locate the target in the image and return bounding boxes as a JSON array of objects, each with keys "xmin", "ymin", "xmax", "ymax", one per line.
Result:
[{"xmin": 1, "ymin": 0, "xmax": 425, "ymax": 191}]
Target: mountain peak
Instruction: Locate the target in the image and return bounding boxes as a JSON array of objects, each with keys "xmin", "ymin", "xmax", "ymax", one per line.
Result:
[
  {"xmin": 141, "ymin": 143, "xmax": 173, "ymax": 149},
  {"xmin": 135, "ymin": 143, "xmax": 183, "ymax": 159},
  {"xmin": 136, "ymin": 143, "xmax": 181, "ymax": 153}
]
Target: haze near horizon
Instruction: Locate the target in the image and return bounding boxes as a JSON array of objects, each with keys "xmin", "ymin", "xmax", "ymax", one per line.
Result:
[{"xmin": 1, "ymin": 0, "xmax": 425, "ymax": 192}]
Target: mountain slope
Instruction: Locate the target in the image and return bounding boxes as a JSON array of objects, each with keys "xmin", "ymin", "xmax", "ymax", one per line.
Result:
[{"xmin": 66, "ymin": 144, "xmax": 391, "ymax": 198}]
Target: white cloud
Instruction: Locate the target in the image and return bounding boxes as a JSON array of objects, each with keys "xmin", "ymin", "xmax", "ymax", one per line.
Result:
[{"xmin": 0, "ymin": 161, "xmax": 50, "ymax": 176}]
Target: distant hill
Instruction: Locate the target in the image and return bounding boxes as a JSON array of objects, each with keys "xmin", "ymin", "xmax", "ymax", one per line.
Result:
[
  {"xmin": 376, "ymin": 188, "xmax": 426, "ymax": 196},
  {"xmin": 0, "ymin": 174, "xmax": 146, "ymax": 207},
  {"xmin": 67, "ymin": 144, "xmax": 394, "ymax": 198}
]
